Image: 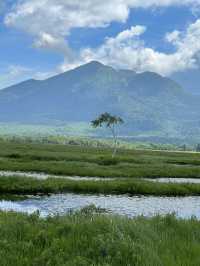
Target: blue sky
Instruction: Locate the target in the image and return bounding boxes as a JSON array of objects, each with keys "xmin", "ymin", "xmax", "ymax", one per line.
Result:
[{"xmin": 1, "ymin": 0, "xmax": 200, "ymax": 91}]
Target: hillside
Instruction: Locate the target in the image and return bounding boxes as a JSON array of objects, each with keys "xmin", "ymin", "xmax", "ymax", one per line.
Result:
[{"xmin": 0, "ymin": 61, "xmax": 199, "ymax": 139}]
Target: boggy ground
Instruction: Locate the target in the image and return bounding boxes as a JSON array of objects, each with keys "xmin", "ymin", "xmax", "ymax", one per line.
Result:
[
  {"xmin": 1, "ymin": 140, "xmax": 200, "ymax": 266},
  {"xmin": 1, "ymin": 140, "xmax": 200, "ymax": 196}
]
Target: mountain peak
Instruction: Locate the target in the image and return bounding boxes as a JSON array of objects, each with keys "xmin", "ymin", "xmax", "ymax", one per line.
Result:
[
  {"xmin": 87, "ymin": 60, "xmax": 104, "ymax": 66},
  {"xmin": 65, "ymin": 60, "xmax": 115, "ymax": 76},
  {"xmin": 80, "ymin": 61, "xmax": 107, "ymax": 71},
  {"xmin": 0, "ymin": 59, "xmax": 197, "ymax": 140}
]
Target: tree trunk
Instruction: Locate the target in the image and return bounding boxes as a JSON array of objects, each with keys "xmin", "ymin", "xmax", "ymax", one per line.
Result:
[
  {"xmin": 111, "ymin": 126, "xmax": 118, "ymax": 158},
  {"xmin": 112, "ymin": 138, "xmax": 117, "ymax": 158}
]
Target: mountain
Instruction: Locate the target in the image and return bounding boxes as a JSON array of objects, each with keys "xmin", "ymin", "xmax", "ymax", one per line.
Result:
[
  {"xmin": 172, "ymin": 69, "xmax": 200, "ymax": 95},
  {"xmin": 0, "ymin": 61, "xmax": 199, "ymax": 139}
]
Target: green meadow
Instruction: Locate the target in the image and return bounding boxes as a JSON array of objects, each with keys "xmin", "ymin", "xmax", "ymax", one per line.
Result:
[
  {"xmin": 1, "ymin": 176, "xmax": 200, "ymax": 196},
  {"xmin": 0, "ymin": 211, "xmax": 200, "ymax": 266},
  {"xmin": 0, "ymin": 139, "xmax": 200, "ymax": 265},
  {"xmin": 0, "ymin": 140, "xmax": 200, "ymax": 180}
]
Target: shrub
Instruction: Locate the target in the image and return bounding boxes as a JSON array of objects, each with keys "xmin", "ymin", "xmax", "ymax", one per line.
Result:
[{"xmin": 98, "ymin": 157, "xmax": 119, "ymax": 166}]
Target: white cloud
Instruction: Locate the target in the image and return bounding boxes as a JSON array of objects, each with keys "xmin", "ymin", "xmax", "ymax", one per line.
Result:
[
  {"xmin": 108, "ymin": 25, "xmax": 146, "ymax": 43},
  {"xmin": 33, "ymin": 32, "xmax": 75, "ymax": 60},
  {"xmin": 165, "ymin": 30, "xmax": 181, "ymax": 45},
  {"xmin": 0, "ymin": 65, "xmax": 55, "ymax": 89},
  {"xmin": 5, "ymin": 0, "xmax": 200, "ymax": 35},
  {"xmin": 4, "ymin": 0, "xmax": 200, "ymax": 76},
  {"xmin": 5, "ymin": 1, "xmax": 200, "ymax": 51},
  {"xmin": 59, "ymin": 20, "xmax": 200, "ymax": 76},
  {"xmin": 0, "ymin": 65, "xmax": 31, "ymax": 89}
]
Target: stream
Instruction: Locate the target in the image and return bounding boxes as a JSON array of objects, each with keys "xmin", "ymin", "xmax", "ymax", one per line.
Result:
[
  {"xmin": 0, "ymin": 193, "xmax": 200, "ymax": 219},
  {"xmin": 1, "ymin": 171, "xmax": 200, "ymax": 219},
  {"xmin": 1, "ymin": 171, "xmax": 200, "ymax": 183},
  {"xmin": 145, "ymin": 178, "xmax": 200, "ymax": 183},
  {"xmin": 0, "ymin": 170, "xmax": 113, "ymax": 181}
]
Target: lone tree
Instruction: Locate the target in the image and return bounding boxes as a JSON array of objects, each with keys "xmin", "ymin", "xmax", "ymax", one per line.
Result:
[{"xmin": 91, "ymin": 112, "xmax": 124, "ymax": 157}]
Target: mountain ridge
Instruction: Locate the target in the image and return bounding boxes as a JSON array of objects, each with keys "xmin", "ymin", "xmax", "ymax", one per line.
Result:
[{"xmin": 0, "ymin": 61, "xmax": 199, "ymax": 138}]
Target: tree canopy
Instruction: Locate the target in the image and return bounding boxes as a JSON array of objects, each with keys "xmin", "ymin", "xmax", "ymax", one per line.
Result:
[
  {"xmin": 91, "ymin": 112, "xmax": 124, "ymax": 129},
  {"xmin": 91, "ymin": 112, "xmax": 124, "ymax": 157}
]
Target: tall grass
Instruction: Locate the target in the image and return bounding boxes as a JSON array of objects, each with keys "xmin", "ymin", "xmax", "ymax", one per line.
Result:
[
  {"xmin": 0, "ymin": 211, "xmax": 200, "ymax": 266},
  {"xmin": 1, "ymin": 176, "xmax": 200, "ymax": 196},
  {"xmin": 0, "ymin": 140, "xmax": 200, "ymax": 178}
]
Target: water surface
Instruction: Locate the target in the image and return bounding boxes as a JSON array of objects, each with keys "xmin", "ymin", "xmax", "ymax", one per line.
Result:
[
  {"xmin": 1, "ymin": 170, "xmax": 200, "ymax": 184},
  {"xmin": 0, "ymin": 193, "xmax": 200, "ymax": 219},
  {"xmin": 0, "ymin": 170, "xmax": 112, "ymax": 181},
  {"xmin": 145, "ymin": 178, "xmax": 200, "ymax": 184}
]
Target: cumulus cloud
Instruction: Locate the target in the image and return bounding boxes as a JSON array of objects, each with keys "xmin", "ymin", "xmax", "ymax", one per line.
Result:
[
  {"xmin": 5, "ymin": 0, "xmax": 200, "ymax": 35},
  {"xmin": 5, "ymin": 1, "xmax": 200, "ymax": 48},
  {"xmin": 33, "ymin": 32, "xmax": 75, "ymax": 60},
  {"xmin": 5, "ymin": 1, "xmax": 200, "ymax": 38},
  {"xmin": 165, "ymin": 30, "xmax": 181, "ymax": 45},
  {"xmin": 70, "ymin": 20, "xmax": 200, "ymax": 76},
  {"xmin": 4, "ymin": 0, "xmax": 200, "ymax": 76}
]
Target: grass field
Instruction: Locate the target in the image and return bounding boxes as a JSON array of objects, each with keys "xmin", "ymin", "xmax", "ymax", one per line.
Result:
[
  {"xmin": 0, "ymin": 210, "xmax": 199, "ymax": 266},
  {"xmin": 0, "ymin": 140, "xmax": 200, "ymax": 265},
  {"xmin": 1, "ymin": 176, "xmax": 200, "ymax": 196},
  {"xmin": 0, "ymin": 140, "xmax": 200, "ymax": 179},
  {"xmin": 0, "ymin": 140, "xmax": 199, "ymax": 196}
]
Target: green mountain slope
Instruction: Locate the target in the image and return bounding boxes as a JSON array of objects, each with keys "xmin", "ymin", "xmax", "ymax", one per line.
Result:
[{"xmin": 0, "ymin": 61, "xmax": 199, "ymax": 138}]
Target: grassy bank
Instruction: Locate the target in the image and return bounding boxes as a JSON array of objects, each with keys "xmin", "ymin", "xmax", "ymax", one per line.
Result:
[
  {"xmin": 0, "ymin": 140, "xmax": 200, "ymax": 178},
  {"xmin": 2, "ymin": 176, "xmax": 200, "ymax": 196},
  {"xmin": 0, "ymin": 211, "xmax": 200, "ymax": 266}
]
